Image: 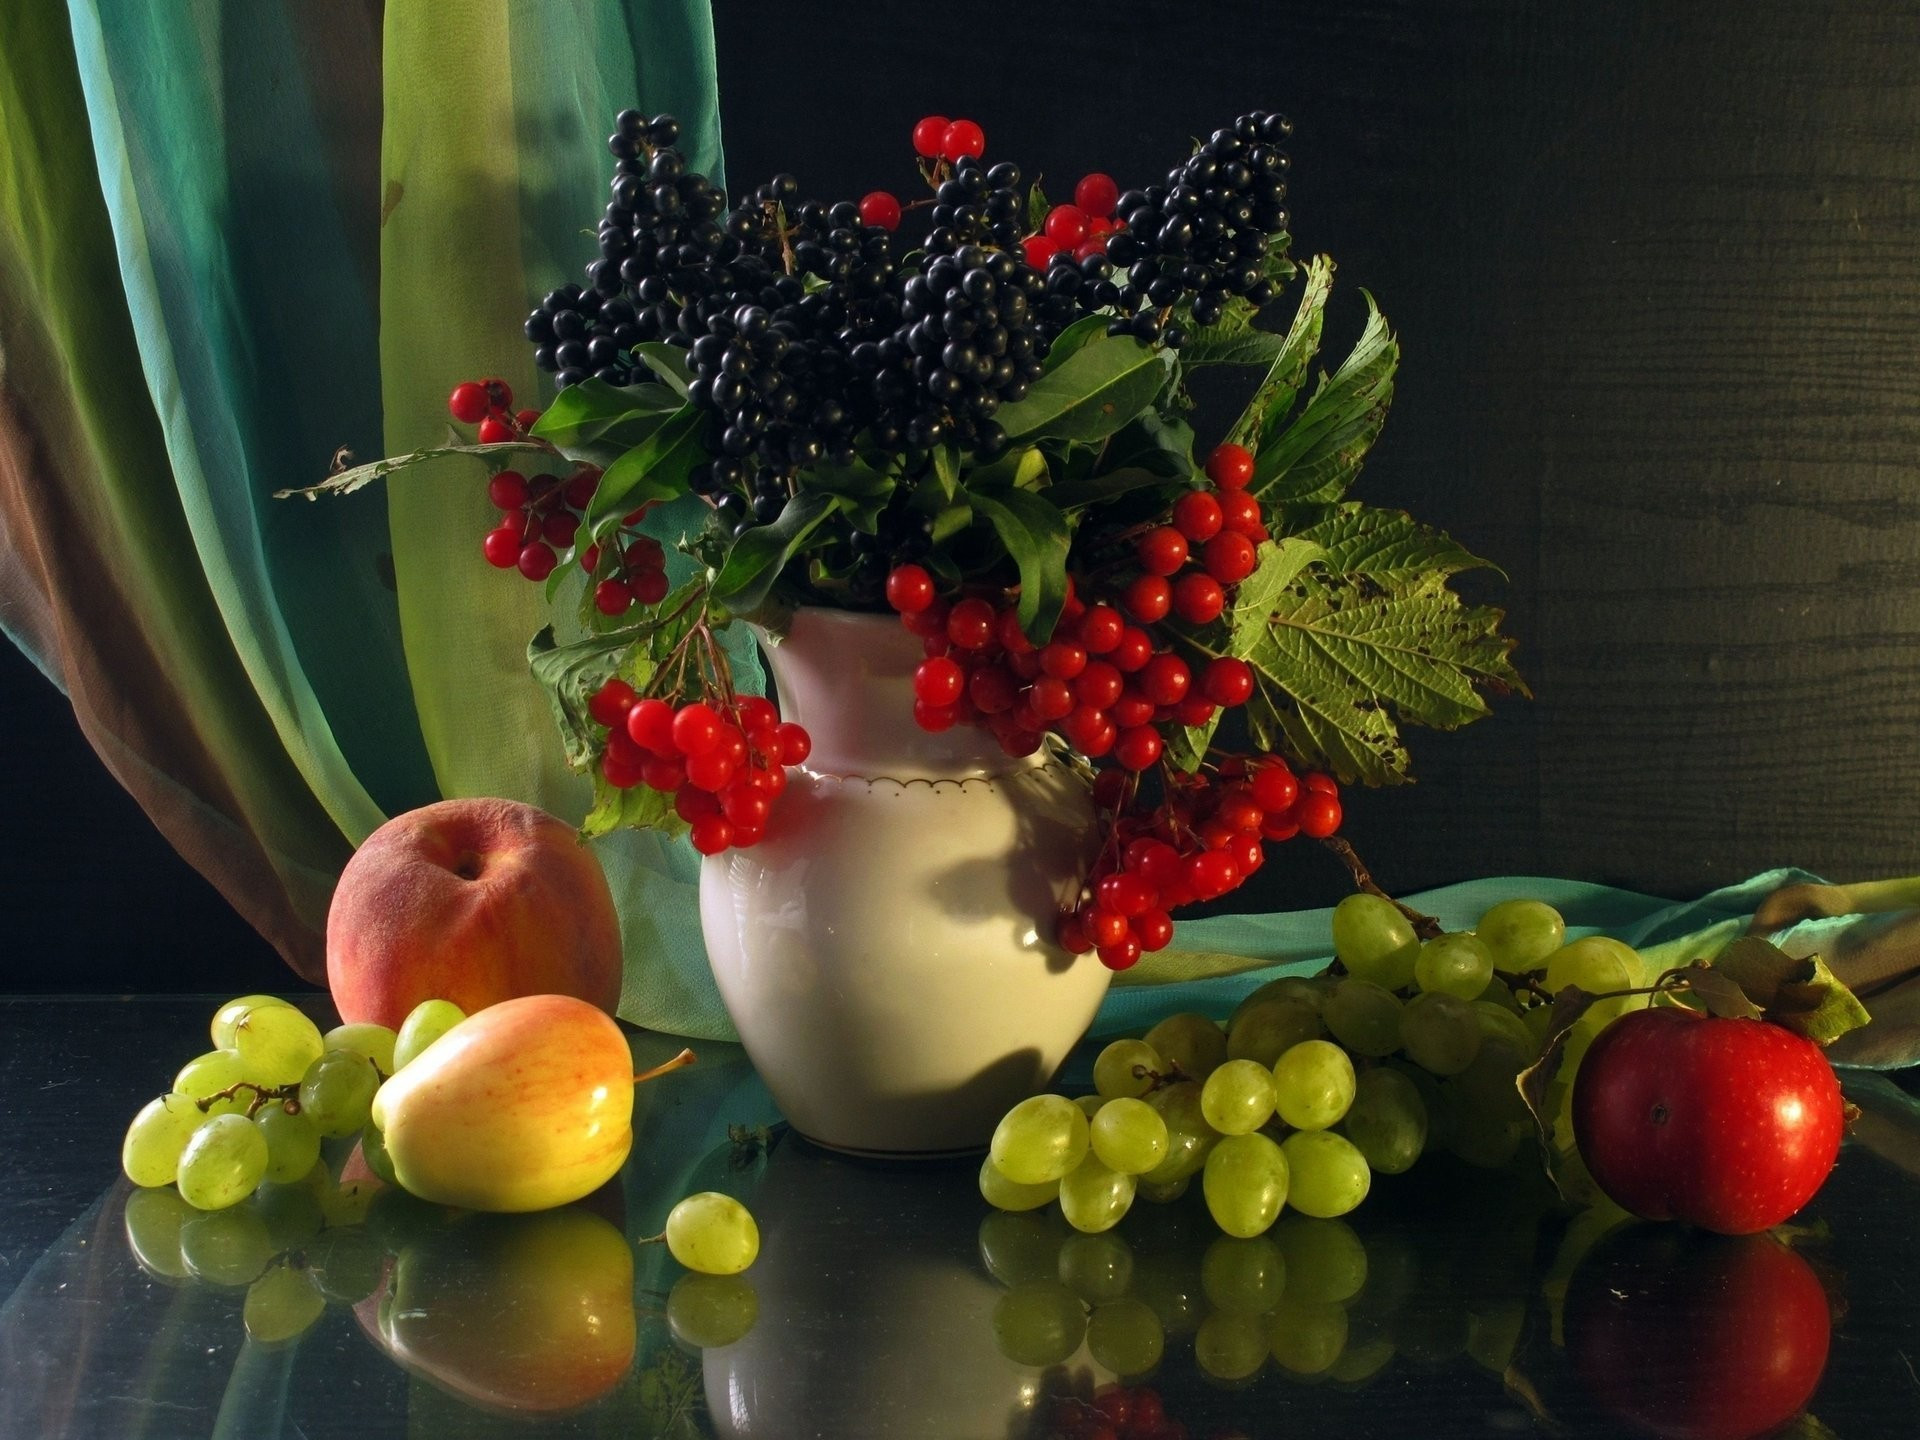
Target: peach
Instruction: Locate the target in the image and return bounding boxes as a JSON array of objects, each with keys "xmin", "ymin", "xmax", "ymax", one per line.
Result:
[{"xmin": 326, "ymin": 798, "xmax": 621, "ymax": 1028}]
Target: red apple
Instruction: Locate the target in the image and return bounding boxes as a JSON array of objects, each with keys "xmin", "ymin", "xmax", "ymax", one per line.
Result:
[
  {"xmin": 326, "ymin": 798, "xmax": 622, "ymax": 1029},
  {"xmin": 1572, "ymin": 1006, "xmax": 1843, "ymax": 1235},
  {"xmin": 1567, "ymin": 1225, "xmax": 1830, "ymax": 1440}
]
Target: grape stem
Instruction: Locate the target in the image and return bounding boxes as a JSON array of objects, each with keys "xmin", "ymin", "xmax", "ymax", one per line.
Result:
[
  {"xmin": 1131, "ymin": 1060, "xmax": 1192, "ymax": 1094},
  {"xmin": 1316, "ymin": 835, "xmax": 1442, "ymax": 939},
  {"xmin": 1493, "ymin": 968, "xmax": 1557, "ymax": 1004},
  {"xmin": 195, "ymin": 1080, "xmax": 299, "ymax": 1119},
  {"xmin": 633, "ymin": 1047, "xmax": 698, "ymax": 1086}
]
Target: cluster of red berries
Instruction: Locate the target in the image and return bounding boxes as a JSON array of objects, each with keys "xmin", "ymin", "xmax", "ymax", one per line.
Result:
[
  {"xmin": 448, "ymin": 377, "xmax": 541, "ymax": 445},
  {"xmin": 585, "ymin": 680, "xmax": 812, "ymax": 855},
  {"xmin": 1047, "ymin": 1385, "xmax": 1188, "ymax": 1440},
  {"xmin": 854, "ymin": 114, "xmax": 990, "ymax": 234},
  {"xmin": 1025, "ymin": 173, "xmax": 1126, "ymax": 269},
  {"xmin": 1123, "ymin": 442, "xmax": 1268, "ymax": 629}
]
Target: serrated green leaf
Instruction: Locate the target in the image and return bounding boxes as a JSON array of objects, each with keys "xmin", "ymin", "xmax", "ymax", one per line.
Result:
[
  {"xmin": 1043, "ymin": 465, "xmax": 1178, "ymax": 511},
  {"xmin": 632, "ymin": 342, "xmax": 692, "ymax": 397},
  {"xmin": 1225, "ymin": 566, "xmax": 1524, "ymax": 785},
  {"xmin": 583, "ymin": 770, "xmax": 684, "ymax": 840},
  {"xmin": 527, "ymin": 622, "xmax": 649, "ymax": 771},
  {"xmin": 969, "ymin": 487, "xmax": 1072, "ymax": 641},
  {"xmin": 1253, "ymin": 288, "xmax": 1397, "ymax": 505},
  {"xmin": 1180, "ymin": 300, "xmax": 1289, "ymax": 368},
  {"xmin": 1289, "ymin": 503, "xmax": 1500, "ymax": 584},
  {"xmin": 1163, "ymin": 709, "xmax": 1220, "ymax": 774},
  {"xmin": 585, "ymin": 407, "xmax": 705, "ymax": 532},
  {"xmin": 1224, "ymin": 253, "xmax": 1332, "ymax": 450},
  {"xmin": 711, "ymin": 490, "xmax": 839, "ymax": 615},
  {"xmin": 529, "ymin": 377, "xmax": 680, "ymax": 447},
  {"xmin": 997, "ymin": 333, "xmax": 1169, "ymax": 443},
  {"xmin": 273, "ymin": 440, "xmax": 555, "ymax": 500}
]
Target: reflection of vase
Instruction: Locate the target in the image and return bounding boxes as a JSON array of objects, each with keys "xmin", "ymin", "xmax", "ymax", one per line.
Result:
[{"xmin": 700, "ymin": 608, "xmax": 1107, "ymax": 1155}]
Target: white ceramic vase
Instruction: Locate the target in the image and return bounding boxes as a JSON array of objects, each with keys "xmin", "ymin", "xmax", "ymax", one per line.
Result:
[{"xmin": 699, "ymin": 607, "xmax": 1109, "ymax": 1155}]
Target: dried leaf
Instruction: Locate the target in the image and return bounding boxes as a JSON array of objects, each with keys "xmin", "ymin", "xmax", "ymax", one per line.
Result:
[
  {"xmin": 1710, "ymin": 937, "xmax": 1870, "ymax": 1044},
  {"xmin": 1682, "ymin": 960, "xmax": 1766, "ymax": 1020},
  {"xmin": 1515, "ymin": 985, "xmax": 1600, "ymax": 1196}
]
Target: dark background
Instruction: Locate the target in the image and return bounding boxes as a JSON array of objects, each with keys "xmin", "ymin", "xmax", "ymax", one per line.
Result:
[{"xmin": 7, "ymin": 0, "xmax": 1920, "ymax": 992}]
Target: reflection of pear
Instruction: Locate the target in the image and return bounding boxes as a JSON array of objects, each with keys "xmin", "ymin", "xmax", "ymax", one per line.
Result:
[
  {"xmin": 370, "ymin": 995, "xmax": 633, "ymax": 1212},
  {"xmin": 374, "ymin": 1207, "xmax": 637, "ymax": 1414}
]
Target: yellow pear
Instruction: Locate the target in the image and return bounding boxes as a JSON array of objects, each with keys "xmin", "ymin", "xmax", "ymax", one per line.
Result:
[{"xmin": 370, "ymin": 994, "xmax": 634, "ymax": 1212}]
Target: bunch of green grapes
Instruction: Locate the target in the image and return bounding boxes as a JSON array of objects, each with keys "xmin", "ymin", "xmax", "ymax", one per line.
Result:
[{"xmin": 981, "ymin": 893, "xmax": 1652, "ymax": 1240}]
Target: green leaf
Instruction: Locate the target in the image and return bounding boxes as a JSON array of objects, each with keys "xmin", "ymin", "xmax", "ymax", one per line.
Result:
[
  {"xmin": 1288, "ymin": 503, "xmax": 1501, "ymax": 585},
  {"xmin": 1180, "ymin": 300, "xmax": 1289, "ymax": 368},
  {"xmin": 1224, "ymin": 564, "xmax": 1524, "ymax": 786},
  {"xmin": 582, "ymin": 770, "xmax": 681, "ymax": 840},
  {"xmin": 529, "ymin": 377, "xmax": 680, "ymax": 447},
  {"xmin": 1026, "ymin": 181, "xmax": 1051, "ymax": 235},
  {"xmin": 632, "ymin": 342, "xmax": 692, "ymax": 397},
  {"xmin": 801, "ymin": 456, "xmax": 895, "ymax": 531},
  {"xmin": 1042, "ymin": 465, "xmax": 1179, "ymax": 511},
  {"xmin": 933, "ymin": 442, "xmax": 961, "ymax": 499},
  {"xmin": 711, "ymin": 490, "xmax": 839, "ymax": 615},
  {"xmin": 997, "ymin": 332, "xmax": 1170, "ymax": 444},
  {"xmin": 584, "ymin": 407, "xmax": 705, "ymax": 531},
  {"xmin": 527, "ymin": 623, "xmax": 647, "ymax": 771},
  {"xmin": 968, "ymin": 487, "xmax": 1072, "ymax": 641},
  {"xmin": 1102, "ymin": 409, "xmax": 1197, "ymax": 481},
  {"xmin": 1224, "ymin": 253, "xmax": 1332, "ymax": 450},
  {"xmin": 273, "ymin": 440, "xmax": 555, "ymax": 500},
  {"xmin": 1040, "ymin": 314, "xmax": 1109, "ymax": 371},
  {"xmin": 1252, "ymin": 287, "xmax": 1398, "ymax": 506}
]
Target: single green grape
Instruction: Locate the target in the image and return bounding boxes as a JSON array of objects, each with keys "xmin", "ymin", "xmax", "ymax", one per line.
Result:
[
  {"xmin": 1341, "ymin": 1067, "xmax": 1427, "ymax": 1175},
  {"xmin": 176, "ymin": 1113, "xmax": 270, "ymax": 1211},
  {"xmin": 978, "ymin": 1209, "xmax": 1068, "ymax": 1288},
  {"xmin": 1092, "ymin": 1038, "xmax": 1165, "ymax": 1099},
  {"xmin": 392, "ymin": 998, "xmax": 466, "ymax": 1071},
  {"xmin": 1399, "ymin": 991, "xmax": 1482, "ymax": 1076},
  {"xmin": 1271, "ymin": 1215, "xmax": 1368, "ymax": 1304},
  {"xmin": 1414, "ymin": 932, "xmax": 1495, "ymax": 1001},
  {"xmin": 1143, "ymin": 1011, "xmax": 1227, "ymax": 1081},
  {"xmin": 1545, "ymin": 936, "xmax": 1647, "ymax": 1023},
  {"xmin": 1322, "ymin": 979, "xmax": 1405, "ymax": 1058},
  {"xmin": 978, "ymin": 1156, "xmax": 1060, "ymax": 1213},
  {"xmin": 228, "ymin": 1004, "xmax": 325, "ymax": 1088},
  {"xmin": 1270, "ymin": 1039, "xmax": 1357, "ymax": 1131},
  {"xmin": 1059, "ymin": 1154, "xmax": 1135, "ymax": 1234},
  {"xmin": 1086, "ymin": 1298, "xmax": 1165, "ymax": 1377},
  {"xmin": 322, "ymin": 1022, "xmax": 398, "ymax": 1076},
  {"xmin": 1471, "ymin": 1000, "xmax": 1537, "ymax": 1060},
  {"xmin": 211, "ymin": 993, "xmax": 293, "ymax": 1049},
  {"xmin": 254, "ymin": 1107, "xmax": 322, "ymax": 1185},
  {"xmin": 1194, "ymin": 1309, "xmax": 1269, "ymax": 1381},
  {"xmin": 298, "ymin": 1050, "xmax": 380, "ymax": 1138},
  {"xmin": 990, "ymin": 1093, "xmax": 1091, "ymax": 1186},
  {"xmin": 1202, "ymin": 1132, "xmax": 1289, "ymax": 1238},
  {"xmin": 1281, "ymin": 1131, "xmax": 1372, "ymax": 1218},
  {"xmin": 1201, "ymin": 1058, "xmax": 1277, "ymax": 1136},
  {"xmin": 1476, "ymin": 899, "xmax": 1567, "ymax": 970},
  {"xmin": 665, "ymin": 1191, "xmax": 760, "ymax": 1275},
  {"xmin": 1226, "ymin": 997, "xmax": 1323, "ymax": 1067},
  {"xmin": 1090, "ymin": 1097, "xmax": 1170, "ymax": 1176},
  {"xmin": 1330, "ymin": 894, "xmax": 1420, "ymax": 989},
  {"xmin": 1389, "ymin": 1060, "xmax": 1459, "ymax": 1154},
  {"xmin": 178, "ymin": 1204, "xmax": 273, "ymax": 1286},
  {"xmin": 358, "ymin": 1123, "xmax": 399, "ymax": 1187},
  {"xmin": 1201, "ymin": 1234, "xmax": 1287, "ymax": 1314},
  {"xmin": 123, "ymin": 1185, "xmax": 195, "ymax": 1280},
  {"xmin": 1231, "ymin": 975, "xmax": 1331, "ymax": 1028},
  {"xmin": 991, "ymin": 1281, "xmax": 1086, "ymax": 1366},
  {"xmin": 1266, "ymin": 1296, "xmax": 1349, "ymax": 1374},
  {"xmin": 243, "ymin": 1264, "xmax": 326, "ymax": 1344},
  {"xmin": 1137, "ymin": 1175, "xmax": 1190, "ymax": 1205},
  {"xmin": 123, "ymin": 1094, "xmax": 204, "ymax": 1188},
  {"xmin": 172, "ymin": 1048, "xmax": 251, "ymax": 1117},
  {"xmin": 667, "ymin": 1273, "xmax": 760, "ymax": 1348},
  {"xmin": 307, "ymin": 1226, "xmax": 384, "ymax": 1304},
  {"xmin": 1057, "ymin": 1231, "xmax": 1134, "ymax": 1302},
  {"xmin": 1142, "ymin": 1081, "xmax": 1220, "ymax": 1185}
]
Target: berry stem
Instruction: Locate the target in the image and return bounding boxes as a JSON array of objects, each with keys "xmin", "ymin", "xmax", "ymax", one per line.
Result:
[{"xmin": 1316, "ymin": 835, "xmax": 1443, "ymax": 939}]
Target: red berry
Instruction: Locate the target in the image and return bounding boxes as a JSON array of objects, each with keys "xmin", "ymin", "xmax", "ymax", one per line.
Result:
[
  {"xmin": 631, "ymin": 568, "xmax": 670, "ymax": 604},
  {"xmin": 675, "ymin": 785, "xmax": 720, "ymax": 822},
  {"xmin": 1220, "ymin": 487, "xmax": 1264, "ymax": 537},
  {"xmin": 1294, "ymin": 791, "xmax": 1342, "ymax": 837},
  {"xmin": 1092, "ymin": 768, "xmax": 1130, "ymax": 810},
  {"xmin": 482, "ymin": 525, "xmax": 521, "ymax": 568},
  {"xmin": 626, "ymin": 697, "xmax": 675, "ymax": 754},
  {"xmin": 1115, "ymin": 725, "xmax": 1164, "ymax": 771},
  {"xmin": 1111, "ymin": 690, "xmax": 1155, "ymax": 728},
  {"xmin": 1172, "ymin": 572, "xmax": 1226, "ymax": 624},
  {"xmin": 1202, "ymin": 656, "xmax": 1255, "ymax": 706},
  {"xmin": 995, "ymin": 606, "xmax": 1036, "ymax": 654},
  {"xmin": 1087, "ymin": 907, "xmax": 1131, "ymax": 948},
  {"xmin": 686, "ymin": 747, "xmax": 738, "ymax": 792},
  {"xmin": 1098, "ymin": 872, "xmax": 1156, "ymax": 918},
  {"xmin": 640, "ymin": 753, "xmax": 686, "ymax": 791},
  {"xmin": 885, "ymin": 563, "xmax": 935, "ymax": 613},
  {"xmin": 487, "ymin": 470, "xmax": 529, "ymax": 510},
  {"xmin": 1123, "ymin": 575, "xmax": 1172, "ymax": 624},
  {"xmin": 1203, "ymin": 531, "xmax": 1258, "ymax": 584},
  {"xmin": 1136, "ymin": 526, "xmax": 1188, "ymax": 577},
  {"xmin": 1098, "ymin": 936, "xmax": 1143, "ymax": 971},
  {"xmin": 737, "ymin": 696, "xmax": 780, "ymax": 737},
  {"xmin": 1039, "ymin": 641, "xmax": 1088, "ymax": 679},
  {"xmin": 1061, "ymin": 707, "xmax": 1116, "ymax": 756},
  {"xmin": 1028, "ymin": 676, "xmax": 1075, "ymax": 721},
  {"xmin": 672, "ymin": 702, "xmax": 724, "ymax": 755},
  {"xmin": 914, "ymin": 656, "xmax": 965, "ymax": 707},
  {"xmin": 1229, "ymin": 831, "xmax": 1265, "ymax": 876},
  {"xmin": 543, "ymin": 510, "xmax": 580, "ymax": 546},
  {"xmin": 1044, "ymin": 204, "xmax": 1089, "ymax": 247},
  {"xmin": 858, "ymin": 190, "xmax": 902, "ymax": 231},
  {"xmin": 588, "ymin": 678, "xmax": 637, "ymax": 729},
  {"xmin": 449, "ymin": 382, "xmax": 491, "ymax": 424},
  {"xmin": 1261, "ymin": 812, "xmax": 1301, "ymax": 842},
  {"xmin": 913, "ymin": 698, "xmax": 959, "ymax": 732},
  {"xmin": 1139, "ymin": 654, "xmax": 1191, "ymax": 706},
  {"xmin": 1022, "ymin": 233, "xmax": 1063, "ymax": 269},
  {"xmin": 941, "ymin": 118, "xmax": 985, "ymax": 160},
  {"xmin": 969, "ymin": 665, "xmax": 1019, "ymax": 714},
  {"xmin": 1186, "ymin": 849, "xmax": 1241, "ymax": 900},
  {"xmin": 564, "ymin": 469, "xmax": 601, "ymax": 508},
  {"xmin": 1125, "ymin": 839, "xmax": 1183, "ymax": 887},
  {"xmin": 1074, "ymin": 172, "xmax": 1120, "ymax": 218},
  {"xmin": 601, "ymin": 745, "xmax": 644, "ymax": 789},
  {"xmin": 689, "ymin": 814, "xmax": 734, "ymax": 856},
  {"xmin": 477, "ymin": 416, "xmax": 515, "ymax": 445},
  {"xmin": 776, "ymin": 723, "xmax": 812, "ymax": 765},
  {"xmin": 1134, "ymin": 909, "xmax": 1175, "ymax": 952},
  {"xmin": 482, "ymin": 378, "xmax": 513, "ymax": 413},
  {"xmin": 515, "ymin": 407, "xmax": 543, "ymax": 430},
  {"xmin": 1250, "ymin": 762, "xmax": 1299, "ymax": 813},
  {"xmin": 1077, "ymin": 604, "xmax": 1125, "ymax": 653},
  {"xmin": 1302, "ymin": 771, "xmax": 1338, "ymax": 796},
  {"xmin": 911, "ymin": 115, "xmax": 951, "ymax": 157},
  {"xmin": 1074, "ymin": 660, "xmax": 1124, "ymax": 710},
  {"xmin": 997, "ymin": 726, "xmax": 1043, "ymax": 758},
  {"xmin": 947, "ymin": 597, "xmax": 996, "ymax": 650},
  {"xmin": 1173, "ymin": 694, "xmax": 1216, "ymax": 726},
  {"xmin": 1110, "ymin": 626, "xmax": 1154, "ymax": 672},
  {"xmin": 516, "ymin": 542, "xmax": 557, "ymax": 580},
  {"xmin": 1056, "ymin": 911, "xmax": 1095, "ymax": 955},
  {"xmin": 580, "ymin": 543, "xmax": 602, "ymax": 574},
  {"xmin": 1172, "ymin": 490, "xmax": 1224, "ymax": 543},
  {"xmin": 1215, "ymin": 792, "xmax": 1265, "ymax": 833},
  {"xmin": 1206, "ymin": 443, "xmax": 1256, "ymax": 490},
  {"xmin": 1074, "ymin": 235, "xmax": 1109, "ymax": 261},
  {"xmin": 720, "ymin": 786, "xmax": 771, "ymax": 830}
]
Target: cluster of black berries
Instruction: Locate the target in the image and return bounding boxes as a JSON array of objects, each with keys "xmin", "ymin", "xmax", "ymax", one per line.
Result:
[{"xmin": 1099, "ymin": 110, "xmax": 1293, "ymax": 341}]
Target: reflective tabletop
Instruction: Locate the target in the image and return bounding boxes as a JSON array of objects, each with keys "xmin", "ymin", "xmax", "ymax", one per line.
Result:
[{"xmin": 4, "ymin": 996, "xmax": 1919, "ymax": 1439}]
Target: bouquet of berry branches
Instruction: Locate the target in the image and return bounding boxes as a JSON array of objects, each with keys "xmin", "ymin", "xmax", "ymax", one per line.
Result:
[{"xmin": 300, "ymin": 108, "xmax": 1523, "ymax": 971}]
